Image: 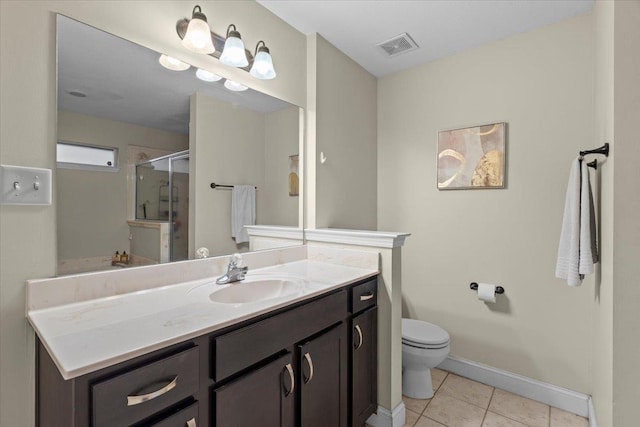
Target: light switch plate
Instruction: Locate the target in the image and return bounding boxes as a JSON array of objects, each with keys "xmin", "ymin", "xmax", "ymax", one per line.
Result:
[{"xmin": 0, "ymin": 165, "xmax": 52, "ymax": 205}]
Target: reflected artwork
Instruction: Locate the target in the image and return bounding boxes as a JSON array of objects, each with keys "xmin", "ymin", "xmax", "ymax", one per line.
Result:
[{"xmin": 437, "ymin": 122, "xmax": 506, "ymax": 190}]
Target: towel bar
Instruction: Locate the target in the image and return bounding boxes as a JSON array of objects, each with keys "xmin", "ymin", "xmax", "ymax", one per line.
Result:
[{"xmin": 579, "ymin": 143, "xmax": 609, "ymax": 158}]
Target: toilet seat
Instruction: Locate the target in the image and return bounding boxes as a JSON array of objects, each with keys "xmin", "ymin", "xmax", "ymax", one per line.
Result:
[{"xmin": 402, "ymin": 318, "xmax": 450, "ymax": 348}]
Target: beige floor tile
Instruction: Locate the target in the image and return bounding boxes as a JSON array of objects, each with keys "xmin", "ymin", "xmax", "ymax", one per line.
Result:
[
  {"xmin": 404, "ymin": 395, "xmax": 431, "ymax": 415},
  {"xmin": 550, "ymin": 407, "xmax": 589, "ymax": 427},
  {"xmin": 415, "ymin": 416, "xmax": 447, "ymax": 427},
  {"xmin": 488, "ymin": 389, "xmax": 549, "ymax": 427},
  {"xmin": 438, "ymin": 373, "xmax": 494, "ymax": 409},
  {"xmin": 424, "ymin": 394, "xmax": 486, "ymax": 427},
  {"xmin": 482, "ymin": 411, "xmax": 530, "ymax": 427},
  {"xmin": 405, "ymin": 409, "xmax": 421, "ymax": 427},
  {"xmin": 431, "ymin": 368, "xmax": 449, "ymax": 391}
]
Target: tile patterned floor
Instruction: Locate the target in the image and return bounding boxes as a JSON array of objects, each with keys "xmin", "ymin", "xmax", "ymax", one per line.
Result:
[{"xmin": 401, "ymin": 369, "xmax": 589, "ymax": 427}]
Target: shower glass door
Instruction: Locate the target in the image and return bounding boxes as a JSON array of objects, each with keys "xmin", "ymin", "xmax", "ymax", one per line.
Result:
[{"xmin": 169, "ymin": 154, "xmax": 189, "ymax": 261}]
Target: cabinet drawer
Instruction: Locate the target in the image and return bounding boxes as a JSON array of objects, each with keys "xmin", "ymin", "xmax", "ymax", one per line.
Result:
[
  {"xmin": 147, "ymin": 402, "xmax": 198, "ymax": 427},
  {"xmin": 351, "ymin": 278, "xmax": 377, "ymax": 314},
  {"xmin": 92, "ymin": 346, "xmax": 199, "ymax": 427},
  {"xmin": 214, "ymin": 290, "xmax": 348, "ymax": 381}
]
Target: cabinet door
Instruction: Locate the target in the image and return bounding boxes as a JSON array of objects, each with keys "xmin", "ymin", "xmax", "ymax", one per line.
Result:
[
  {"xmin": 214, "ymin": 352, "xmax": 295, "ymax": 427},
  {"xmin": 298, "ymin": 323, "xmax": 347, "ymax": 427},
  {"xmin": 352, "ymin": 307, "xmax": 377, "ymax": 427}
]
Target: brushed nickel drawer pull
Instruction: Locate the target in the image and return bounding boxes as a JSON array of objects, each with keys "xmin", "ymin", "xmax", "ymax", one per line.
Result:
[
  {"xmin": 303, "ymin": 352, "xmax": 314, "ymax": 383},
  {"xmin": 283, "ymin": 363, "xmax": 295, "ymax": 396},
  {"xmin": 354, "ymin": 324, "xmax": 363, "ymax": 350},
  {"xmin": 360, "ymin": 292, "xmax": 374, "ymax": 301},
  {"xmin": 126, "ymin": 376, "xmax": 178, "ymax": 406},
  {"xmin": 186, "ymin": 418, "xmax": 197, "ymax": 427}
]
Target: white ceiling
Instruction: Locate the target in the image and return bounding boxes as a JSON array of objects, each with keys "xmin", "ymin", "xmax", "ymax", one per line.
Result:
[{"xmin": 258, "ymin": 0, "xmax": 595, "ymax": 77}]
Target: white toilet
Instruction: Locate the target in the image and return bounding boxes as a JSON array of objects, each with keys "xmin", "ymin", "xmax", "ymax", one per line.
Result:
[{"xmin": 402, "ymin": 318, "xmax": 450, "ymax": 399}]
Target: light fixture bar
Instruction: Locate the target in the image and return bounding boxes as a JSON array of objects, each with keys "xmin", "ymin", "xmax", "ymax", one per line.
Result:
[{"xmin": 176, "ymin": 18, "xmax": 254, "ymax": 71}]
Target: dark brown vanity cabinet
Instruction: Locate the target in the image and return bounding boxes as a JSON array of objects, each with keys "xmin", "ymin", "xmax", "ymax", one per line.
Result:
[
  {"xmin": 298, "ymin": 323, "xmax": 348, "ymax": 427},
  {"xmin": 350, "ymin": 278, "xmax": 378, "ymax": 427},
  {"xmin": 36, "ymin": 276, "xmax": 378, "ymax": 427},
  {"xmin": 214, "ymin": 352, "xmax": 296, "ymax": 427}
]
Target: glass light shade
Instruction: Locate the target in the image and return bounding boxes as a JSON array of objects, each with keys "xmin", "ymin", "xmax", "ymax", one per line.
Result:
[
  {"xmin": 220, "ymin": 36, "xmax": 249, "ymax": 67},
  {"xmin": 223, "ymin": 79, "xmax": 248, "ymax": 92},
  {"xmin": 250, "ymin": 51, "xmax": 276, "ymax": 79},
  {"xmin": 182, "ymin": 18, "xmax": 215, "ymax": 54},
  {"xmin": 158, "ymin": 54, "xmax": 190, "ymax": 71},
  {"xmin": 196, "ymin": 68, "xmax": 222, "ymax": 82}
]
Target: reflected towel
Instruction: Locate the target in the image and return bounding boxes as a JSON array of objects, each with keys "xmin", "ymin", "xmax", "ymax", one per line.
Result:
[
  {"xmin": 555, "ymin": 157, "xmax": 598, "ymax": 286},
  {"xmin": 231, "ymin": 185, "xmax": 256, "ymax": 244}
]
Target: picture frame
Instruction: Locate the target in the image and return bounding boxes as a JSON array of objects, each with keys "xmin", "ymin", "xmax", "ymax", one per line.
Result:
[{"xmin": 437, "ymin": 122, "xmax": 506, "ymax": 190}]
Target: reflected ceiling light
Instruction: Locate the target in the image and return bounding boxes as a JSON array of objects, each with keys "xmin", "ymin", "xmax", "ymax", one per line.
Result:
[
  {"xmin": 223, "ymin": 79, "xmax": 248, "ymax": 92},
  {"xmin": 196, "ymin": 68, "xmax": 223, "ymax": 82},
  {"xmin": 249, "ymin": 41, "xmax": 276, "ymax": 80},
  {"xmin": 219, "ymin": 24, "xmax": 249, "ymax": 68},
  {"xmin": 182, "ymin": 5, "xmax": 215, "ymax": 54},
  {"xmin": 159, "ymin": 54, "xmax": 190, "ymax": 71}
]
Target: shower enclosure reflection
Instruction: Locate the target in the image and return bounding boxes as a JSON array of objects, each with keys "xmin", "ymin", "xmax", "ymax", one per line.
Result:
[{"xmin": 134, "ymin": 151, "xmax": 189, "ymax": 262}]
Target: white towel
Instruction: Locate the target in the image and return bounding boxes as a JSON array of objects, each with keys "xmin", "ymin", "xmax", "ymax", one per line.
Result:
[
  {"xmin": 579, "ymin": 160, "xmax": 598, "ymax": 274},
  {"xmin": 231, "ymin": 185, "xmax": 256, "ymax": 244},
  {"xmin": 555, "ymin": 157, "xmax": 598, "ymax": 286}
]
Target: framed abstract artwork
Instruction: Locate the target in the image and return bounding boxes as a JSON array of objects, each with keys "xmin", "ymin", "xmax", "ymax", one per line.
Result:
[
  {"xmin": 437, "ymin": 122, "xmax": 506, "ymax": 190},
  {"xmin": 288, "ymin": 154, "xmax": 299, "ymax": 196}
]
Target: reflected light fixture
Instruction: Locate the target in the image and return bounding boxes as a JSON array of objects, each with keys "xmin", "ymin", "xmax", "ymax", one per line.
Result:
[
  {"xmin": 159, "ymin": 54, "xmax": 190, "ymax": 71},
  {"xmin": 182, "ymin": 5, "xmax": 215, "ymax": 54},
  {"xmin": 249, "ymin": 41, "xmax": 276, "ymax": 80},
  {"xmin": 219, "ymin": 24, "xmax": 249, "ymax": 68},
  {"xmin": 196, "ymin": 68, "xmax": 223, "ymax": 82},
  {"xmin": 224, "ymin": 79, "xmax": 248, "ymax": 92}
]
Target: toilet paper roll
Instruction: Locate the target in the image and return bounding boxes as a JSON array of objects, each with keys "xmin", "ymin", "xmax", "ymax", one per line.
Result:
[{"xmin": 477, "ymin": 283, "xmax": 497, "ymax": 303}]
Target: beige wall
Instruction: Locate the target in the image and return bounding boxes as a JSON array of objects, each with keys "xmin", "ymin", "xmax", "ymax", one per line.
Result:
[
  {"xmin": 379, "ymin": 15, "xmax": 595, "ymax": 392},
  {"xmin": 263, "ymin": 106, "xmax": 300, "ymax": 226},
  {"xmin": 312, "ymin": 35, "xmax": 378, "ymax": 230},
  {"xmin": 57, "ymin": 111, "xmax": 187, "ymax": 261},
  {"xmin": 0, "ymin": 2, "xmax": 306, "ymax": 425},
  {"xmin": 593, "ymin": 0, "xmax": 614, "ymax": 424},
  {"xmin": 191, "ymin": 93, "xmax": 266, "ymax": 256},
  {"xmin": 612, "ymin": 1, "xmax": 640, "ymax": 424}
]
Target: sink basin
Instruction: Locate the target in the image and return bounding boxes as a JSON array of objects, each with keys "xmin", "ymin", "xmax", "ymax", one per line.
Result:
[{"xmin": 208, "ymin": 277, "xmax": 306, "ymax": 304}]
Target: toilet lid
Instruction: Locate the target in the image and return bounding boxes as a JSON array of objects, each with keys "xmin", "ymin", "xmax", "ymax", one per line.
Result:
[{"xmin": 402, "ymin": 318, "xmax": 450, "ymax": 346}]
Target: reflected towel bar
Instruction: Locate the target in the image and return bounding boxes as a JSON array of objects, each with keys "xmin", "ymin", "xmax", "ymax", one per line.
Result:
[{"xmin": 210, "ymin": 183, "xmax": 257, "ymax": 189}]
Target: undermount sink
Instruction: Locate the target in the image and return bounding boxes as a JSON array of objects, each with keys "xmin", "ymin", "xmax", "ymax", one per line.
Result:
[{"xmin": 208, "ymin": 276, "xmax": 306, "ymax": 304}]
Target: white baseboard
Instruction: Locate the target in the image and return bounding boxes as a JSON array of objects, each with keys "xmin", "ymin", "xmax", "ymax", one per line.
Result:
[
  {"xmin": 439, "ymin": 355, "xmax": 590, "ymax": 418},
  {"xmin": 366, "ymin": 401, "xmax": 406, "ymax": 427},
  {"xmin": 588, "ymin": 396, "xmax": 598, "ymax": 427}
]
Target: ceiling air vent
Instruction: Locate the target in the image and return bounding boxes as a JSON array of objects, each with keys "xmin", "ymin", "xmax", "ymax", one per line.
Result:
[{"xmin": 376, "ymin": 33, "xmax": 419, "ymax": 57}]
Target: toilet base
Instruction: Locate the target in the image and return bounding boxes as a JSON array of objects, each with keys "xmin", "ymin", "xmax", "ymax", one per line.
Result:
[{"xmin": 402, "ymin": 367, "xmax": 434, "ymax": 399}]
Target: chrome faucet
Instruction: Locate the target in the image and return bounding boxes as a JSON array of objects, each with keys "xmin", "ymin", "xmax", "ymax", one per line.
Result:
[{"xmin": 216, "ymin": 253, "xmax": 248, "ymax": 285}]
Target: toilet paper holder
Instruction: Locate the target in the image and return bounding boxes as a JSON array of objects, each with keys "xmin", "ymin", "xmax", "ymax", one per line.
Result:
[{"xmin": 470, "ymin": 282, "xmax": 505, "ymax": 295}]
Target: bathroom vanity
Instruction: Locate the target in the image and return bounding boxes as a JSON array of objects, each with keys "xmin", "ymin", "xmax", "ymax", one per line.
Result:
[{"xmin": 28, "ymin": 246, "xmax": 379, "ymax": 427}]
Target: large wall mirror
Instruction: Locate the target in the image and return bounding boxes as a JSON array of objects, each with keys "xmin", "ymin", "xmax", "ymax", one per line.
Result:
[{"xmin": 56, "ymin": 15, "xmax": 303, "ymax": 275}]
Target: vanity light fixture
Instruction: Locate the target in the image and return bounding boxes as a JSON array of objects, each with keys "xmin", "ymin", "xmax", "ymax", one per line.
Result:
[
  {"xmin": 158, "ymin": 54, "xmax": 190, "ymax": 71},
  {"xmin": 219, "ymin": 24, "xmax": 249, "ymax": 68},
  {"xmin": 175, "ymin": 7, "xmax": 276, "ymax": 79},
  {"xmin": 196, "ymin": 68, "xmax": 223, "ymax": 82},
  {"xmin": 181, "ymin": 5, "xmax": 215, "ymax": 54},
  {"xmin": 223, "ymin": 79, "xmax": 248, "ymax": 92},
  {"xmin": 249, "ymin": 41, "xmax": 276, "ymax": 80}
]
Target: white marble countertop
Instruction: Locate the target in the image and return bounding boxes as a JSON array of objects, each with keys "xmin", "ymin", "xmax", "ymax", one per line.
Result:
[{"xmin": 28, "ymin": 252, "xmax": 378, "ymax": 380}]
